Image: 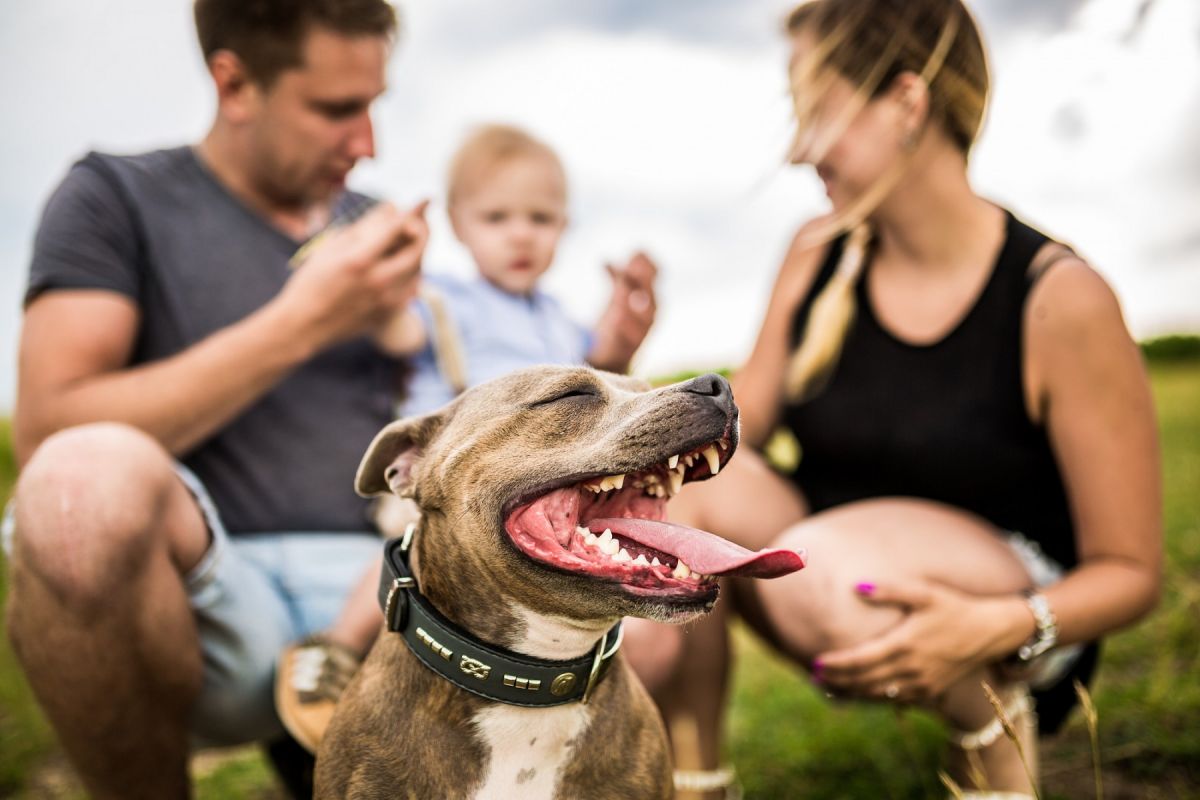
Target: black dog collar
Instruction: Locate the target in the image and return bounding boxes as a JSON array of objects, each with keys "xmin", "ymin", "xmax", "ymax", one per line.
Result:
[{"xmin": 376, "ymin": 531, "xmax": 622, "ymax": 707}]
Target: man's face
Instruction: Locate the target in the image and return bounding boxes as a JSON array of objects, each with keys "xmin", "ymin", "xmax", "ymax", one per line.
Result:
[{"xmin": 247, "ymin": 27, "xmax": 388, "ymax": 209}]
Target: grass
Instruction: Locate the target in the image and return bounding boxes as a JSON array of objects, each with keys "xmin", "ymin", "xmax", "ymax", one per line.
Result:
[{"xmin": 1, "ymin": 359, "xmax": 1198, "ymax": 798}]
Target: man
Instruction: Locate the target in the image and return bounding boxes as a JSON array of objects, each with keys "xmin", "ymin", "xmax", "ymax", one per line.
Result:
[{"xmin": 3, "ymin": 1, "xmax": 424, "ymax": 796}]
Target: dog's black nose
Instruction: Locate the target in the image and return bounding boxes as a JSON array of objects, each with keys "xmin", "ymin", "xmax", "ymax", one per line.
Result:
[{"xmin": 679, "ymin": 373, "xmax": 734, "ymax": 413}]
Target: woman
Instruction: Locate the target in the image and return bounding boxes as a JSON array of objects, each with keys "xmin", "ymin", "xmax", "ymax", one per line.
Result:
[{"xmin": 645, "ymin": 0, "xmax": 1162, "ymax": 796}]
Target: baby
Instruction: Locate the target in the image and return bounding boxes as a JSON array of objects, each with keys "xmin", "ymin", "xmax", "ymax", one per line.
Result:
[{"xmin": 375, "ymin": 123, "xmax": 658, "ymax": 415}]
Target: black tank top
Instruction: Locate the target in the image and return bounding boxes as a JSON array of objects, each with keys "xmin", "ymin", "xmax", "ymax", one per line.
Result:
[{"xmin": 782, "ymin": 209, "xmax": 1077, "ymax": 568}]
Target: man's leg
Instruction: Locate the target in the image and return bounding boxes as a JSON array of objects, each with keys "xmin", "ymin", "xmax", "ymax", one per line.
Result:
[{"xmin": 5, "ymin": 423, "xmax": 210, "ymax": 800}]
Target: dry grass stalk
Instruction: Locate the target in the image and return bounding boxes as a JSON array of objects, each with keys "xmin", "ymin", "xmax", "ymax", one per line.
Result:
[
  {"xmin": 981, "ymin": 681, "xmax": 1042, "ymax": 800},
  {"xmin": 939, "ymin": 769, "xmax": 966, "ymax": 799},
  {"xmin": 965, "ymin": 748, "xmax": 988, "ymax": 791},
  {"xmin": 1074, "ymin": 678, "xmax": 1104, "ymax": 800}
]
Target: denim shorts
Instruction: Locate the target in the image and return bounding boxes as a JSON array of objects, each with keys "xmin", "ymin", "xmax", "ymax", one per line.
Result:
[{"xmin": 3, "ymin": 465, "xmax": 383, "ymax": 747}]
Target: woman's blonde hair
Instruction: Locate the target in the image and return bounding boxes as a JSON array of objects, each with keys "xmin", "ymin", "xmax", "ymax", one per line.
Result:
[
  {"xmin": 782, "ymin": 0, "xmax": 989, "ymax": 402},
  {"xmin": 446, "ymin": 124, "xmax": 567, "ymax": 206}
]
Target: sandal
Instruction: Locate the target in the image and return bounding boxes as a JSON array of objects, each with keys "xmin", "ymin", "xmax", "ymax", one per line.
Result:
[
  {"xmin": 275, "ymin": 635, "xmax": 363, "ymax": 753},
  {"xmin": 674, "ymin": 765, "xmax": 743, "ymax": 800},
  {"xmin": 946, "ymin": 684, "xmax": 1038, "ymax": 800}
]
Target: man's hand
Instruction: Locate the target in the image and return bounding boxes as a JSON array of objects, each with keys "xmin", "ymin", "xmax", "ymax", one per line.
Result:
[
  {"xmin": 277, "ymin": 200, "xmax": 429, "ymax": 353},
  {"xmin": 587, "ymin": 251, "xmax": 658, "ymax": 373}
]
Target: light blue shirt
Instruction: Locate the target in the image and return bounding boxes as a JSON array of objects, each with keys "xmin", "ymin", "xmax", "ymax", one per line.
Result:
[{"xmin": 400, "ymin": 274, "xmax": 593, "ymax": 416}]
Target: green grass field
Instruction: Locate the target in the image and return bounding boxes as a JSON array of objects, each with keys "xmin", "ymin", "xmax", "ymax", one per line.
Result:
[{"xmin": 1, "ymin": 358, "xmax": 1197, "ymax": 798}]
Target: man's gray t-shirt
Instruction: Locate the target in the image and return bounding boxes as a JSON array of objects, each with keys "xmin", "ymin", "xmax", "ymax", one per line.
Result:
[{"xmin": 27, "ymin": 147, "xmax": 400, "ymax": 535}]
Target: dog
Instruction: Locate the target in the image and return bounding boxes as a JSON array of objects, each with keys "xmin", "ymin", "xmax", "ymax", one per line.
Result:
[{"xmin": 314, "ymin": 365, "xmax": 805, "ymax": 799}]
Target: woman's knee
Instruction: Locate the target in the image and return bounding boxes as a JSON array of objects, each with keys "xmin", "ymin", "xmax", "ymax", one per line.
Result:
[
  {"xmin": 752, "ymin": 499, "xmax": 1033, "ymax": 661},
  {"xmin": 753, "ymin": 529, "xmax": 903, "ymax": 659},
  {"xmin": 11, "ymin": 423, "xmax": 188, "ymax": 605}
]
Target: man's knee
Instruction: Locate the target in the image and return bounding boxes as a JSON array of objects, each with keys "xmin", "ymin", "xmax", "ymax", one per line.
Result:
[{"xmin": 10, "ymin": 423, "xmax": 186, "ymax": 609}]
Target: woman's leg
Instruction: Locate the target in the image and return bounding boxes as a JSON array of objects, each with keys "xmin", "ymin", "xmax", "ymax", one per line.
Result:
[
  {"xmin": 754, "ymin": 498, "xmax": 1038, "ymax": 793},
  {"xmin": 623, "ymin": 451, "xmax": 808, "ymax": 798}
]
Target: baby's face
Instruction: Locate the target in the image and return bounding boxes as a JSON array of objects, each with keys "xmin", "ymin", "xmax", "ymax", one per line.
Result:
[{"xmin": 450, "ymin": 155, "xmax": 568, "ymax": 296}]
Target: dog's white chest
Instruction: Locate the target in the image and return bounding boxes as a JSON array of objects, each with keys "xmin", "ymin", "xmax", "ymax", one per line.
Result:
[{"xmin": 470, "ymin": 703, "xmax": 593, "ymax": 800}]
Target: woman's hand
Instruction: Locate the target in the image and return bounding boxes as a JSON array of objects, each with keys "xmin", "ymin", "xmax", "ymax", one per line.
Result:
[{"xmin": 813, "ymin": 580, "xmax": 1026, "ymax": 703}]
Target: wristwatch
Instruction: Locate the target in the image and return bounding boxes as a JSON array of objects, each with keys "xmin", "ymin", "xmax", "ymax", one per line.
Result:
[{"xmin": 1016, "ymin": 589, "xmax": 1059, "ymax": 661}]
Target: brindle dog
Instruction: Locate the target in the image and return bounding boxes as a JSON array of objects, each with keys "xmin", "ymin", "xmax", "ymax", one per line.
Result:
[{"xmin": 315, "ymin": 365, "xmax": 803, "ymax": 799}]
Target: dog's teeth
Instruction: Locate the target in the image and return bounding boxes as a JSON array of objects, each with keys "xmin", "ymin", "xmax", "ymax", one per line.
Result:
[
  {"xmin": 633, "ymin": 554, "xmax": 650, "ymax": 566},
  {"xmin": 667, "ymin": 469, "xmax": 684, "ymax": 496},
  {"xmin": 668, "ymin": 454, "xmax": 679, "ymax": 469},
  {"xmin": 672, "ymin": 560, "xmax": 692, "ymax": 579},
  {"xmin": 611, "ymin": 474, "xmax": 625, "ymax": 490},
  {"xmin": 576, "ymin": 525, "xmax": 591, "ymax": 536},
  {"xmin": 584, "ymin": 533, "xmax": 598, "ymax": 546},
  {"xmin": 599, "ymin": 530, "xmax": 620, "ymax": 555},
  {"xmin": 703, "ymin": 445, "xmax": 721, "ymax": 475},
  {"xmin": 718, "ymin": 439, "xmax": 729, "ymax": 450},
  {"xmin": 614, "ymin": 548, "xmax": 633, "ymax": 563},
  {"xmin": 683, "ymin": 454, "xmax": 695, "ymax": 467},
  {"xmin": 651, "ymin": 557, "xmax": 662, "ymax": 567}
]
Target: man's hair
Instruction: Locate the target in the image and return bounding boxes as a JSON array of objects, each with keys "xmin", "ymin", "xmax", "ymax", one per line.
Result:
[{"xmin": 194, "ymin": 0, "xmax": 398, "ymax": 86}]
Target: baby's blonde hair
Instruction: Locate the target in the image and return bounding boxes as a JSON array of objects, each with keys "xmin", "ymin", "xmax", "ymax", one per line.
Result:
[
  {"xmin": 783, "ymin": 0, "xmax": 987, "ymax": 402},
  {"xmin": 446, "ymin": 124, "xmax": 567, "ymax": 206}
]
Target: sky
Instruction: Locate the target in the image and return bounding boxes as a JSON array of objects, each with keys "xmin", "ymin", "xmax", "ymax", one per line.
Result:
[{"xmin": 0, "ymin": 0, "xmax": 1197, "ymax": 412}]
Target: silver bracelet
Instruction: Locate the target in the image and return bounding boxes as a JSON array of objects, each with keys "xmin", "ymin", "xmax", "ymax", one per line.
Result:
[{"xmin": 1016, "ymin": 589, "xmax": 1059, "ymax": 661}]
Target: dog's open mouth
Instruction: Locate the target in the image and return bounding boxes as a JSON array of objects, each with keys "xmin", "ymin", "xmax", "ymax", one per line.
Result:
[{"xmin": 504, "ymin": 435, "xmax": 806, "ymax": 598}]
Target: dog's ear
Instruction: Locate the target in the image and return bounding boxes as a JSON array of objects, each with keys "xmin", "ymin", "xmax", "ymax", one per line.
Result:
[{"xmin": 355, "ymin": 411, "xmax": 445, "ymax": 498}]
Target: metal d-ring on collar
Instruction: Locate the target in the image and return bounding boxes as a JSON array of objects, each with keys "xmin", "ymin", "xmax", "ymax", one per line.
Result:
[{"xmin": 376, "ymin": 522, "xmax": 624, "ymax": 707}]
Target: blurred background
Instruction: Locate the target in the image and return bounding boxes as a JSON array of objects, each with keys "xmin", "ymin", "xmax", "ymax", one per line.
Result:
[
  {"xmin": 0, "ymin": 1, "xmax": 1197, "ymax": 797},
  {"xmin": 0, "ymin": 0, "xmax": 1197, "ymax": 404}
]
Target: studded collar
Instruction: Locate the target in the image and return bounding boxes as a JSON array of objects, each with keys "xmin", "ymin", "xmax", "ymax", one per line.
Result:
[{"xmin": 377, "ymin": 529, "xmax": 623, "ymax": 707}]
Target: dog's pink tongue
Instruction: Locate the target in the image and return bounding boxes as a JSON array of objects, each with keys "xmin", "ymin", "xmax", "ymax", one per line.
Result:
[{"xmin": 585, "ymin": 517, "xmax": 805, "ymax": 578}]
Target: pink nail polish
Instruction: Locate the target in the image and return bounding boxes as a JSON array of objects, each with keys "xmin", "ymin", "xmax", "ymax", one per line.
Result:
[{"xmin": 855, "ymin": 582, "xmax": 876, "ymax": 595}]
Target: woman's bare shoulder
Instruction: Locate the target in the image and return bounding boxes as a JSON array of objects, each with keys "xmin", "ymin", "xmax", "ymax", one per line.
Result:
[
  {"xmin": 774, "ymin": 214, "xmax": 840, "ymax": 296},
  {"xmin": 1026, "ymin": 249, "xmax": 1127, "ymax": 344}
]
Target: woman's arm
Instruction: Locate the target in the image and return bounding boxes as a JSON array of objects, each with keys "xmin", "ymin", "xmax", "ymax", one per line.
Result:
[
  {"xmin": 733, "ymin": 219, "xmax": 832, "ymax": 449},
  {"xmin": 811, "ymin": 254, "xmax": 1162, "ymax": 700},
  {"xmin": 1022, "ymin": 255, "xmax": 1163, "ymax": 644}
]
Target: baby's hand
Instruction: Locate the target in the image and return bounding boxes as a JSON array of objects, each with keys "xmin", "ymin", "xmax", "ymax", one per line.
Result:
[
  {"xmin": 589, "ymin": 251, "xmax": 659, "ymax": 373},
  {"xmin": 614, "ymin": 251, "xmax": 657, "ymax": 316}
]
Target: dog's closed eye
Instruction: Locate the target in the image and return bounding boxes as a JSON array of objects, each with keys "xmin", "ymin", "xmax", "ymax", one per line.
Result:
[{"xmin": 529, "ymin": 387, "xmax": 599, "ymax": 407}]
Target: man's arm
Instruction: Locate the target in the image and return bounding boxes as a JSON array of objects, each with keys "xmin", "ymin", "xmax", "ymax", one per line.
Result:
[{"xmin": 14, "ymin": 202, "xmax": 429, "ymax": 466}]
